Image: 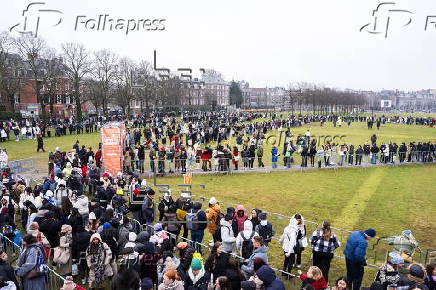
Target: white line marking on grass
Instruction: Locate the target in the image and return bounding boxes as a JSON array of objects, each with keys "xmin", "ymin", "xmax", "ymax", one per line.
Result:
[{"xmin": 334, "ymin": 168, "xmax": 387, "ymax": 230}]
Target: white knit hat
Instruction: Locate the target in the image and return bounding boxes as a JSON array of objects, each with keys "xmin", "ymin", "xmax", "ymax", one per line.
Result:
[
  {"xmin": 129, "ymin": 232, "xmax": 137, "ymax": 242},
  {"xmin": 209, "ymin": 197, "xmax": 217, "ymax": 205}
]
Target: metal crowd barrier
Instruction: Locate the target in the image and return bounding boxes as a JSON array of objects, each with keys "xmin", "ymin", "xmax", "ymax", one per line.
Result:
[
  {"xmin": 0, "ymin": 233, "xmax": 65, "ymax": 290},
  {"xmin": 126, "ymin": 150, "xmax": 436, "ymax": 177}
]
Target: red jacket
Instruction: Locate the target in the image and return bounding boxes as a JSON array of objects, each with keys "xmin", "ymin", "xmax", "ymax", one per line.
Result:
[{"xmin": 299, "ymin": 274, "xmax": 328, "ymax": 290}]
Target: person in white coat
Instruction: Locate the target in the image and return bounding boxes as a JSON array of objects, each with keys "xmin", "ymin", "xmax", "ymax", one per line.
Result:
[
  {"xmin": 72, "ymin": 190, "xmax": 89, "ymax": 227},
  {"xmin": 220, "ymin": 215, "xmax": 236, "ymax": 253},
  {"xmin": 279, "ymin": 218, "xmax": 298, "ymax": 278},
  {"xmin": 235, "ymin": 220, "xmax": 259, "ymax": 258},
  {"xmin": 0, "ymin": 149, "xmax": 8, "ymax": 169}
]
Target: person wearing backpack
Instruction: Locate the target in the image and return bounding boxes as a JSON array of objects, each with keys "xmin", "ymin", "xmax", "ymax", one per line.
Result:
[
  {"xmin": 241, "ymin": 236, "xmax": 268, "ymax": 277},
  {"xmin": 236, "ymin": 220, "xmax": 259, "ymax": 259},
  {"xmin": 255, "ymin": 213, "xmax": 275, "ymax": 247},
  {"xmin": 220, "ymin": 214, "xmax": 236, "ymax": 253},
  {"xmin": 187, "ymin": 202, "xmax": 207, "ymax": 253},
  {"xmin": 16, "ymin": 234, "xmax": 48, "ymax": 290}
]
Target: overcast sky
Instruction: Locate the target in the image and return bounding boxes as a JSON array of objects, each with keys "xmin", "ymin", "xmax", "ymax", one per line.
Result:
[{"xmin": 1, "ymin": 0, "xmax": 436, "ymax": 91}]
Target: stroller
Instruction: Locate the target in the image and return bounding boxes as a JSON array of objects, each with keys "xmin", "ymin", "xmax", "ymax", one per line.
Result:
[{"xmin": 380, "ymin": 230, "xmax": 420, "ymax": 264}]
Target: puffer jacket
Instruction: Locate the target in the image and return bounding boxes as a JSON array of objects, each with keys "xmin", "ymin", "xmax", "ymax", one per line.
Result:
[
  {"xmin": 206, "ymin": 204, "xmax": 221, "ymax": 234},
  {"xmin": 220, "ymin": 219, "xmax": 236, "ymax": 252},
  {"xmin": 343, "ymin": 231, "xmax": 368, "ymax": 264},
  {"xmin": 279, "ymin": 218, "xmax": 298, "ymax": 254}
]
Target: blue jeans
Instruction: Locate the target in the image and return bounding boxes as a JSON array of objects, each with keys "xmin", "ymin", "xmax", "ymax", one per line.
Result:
[
  {"xmin": 191, "ymin": 229, "xmax": 205, "ymax": 253},
  {"xmin": 272, "ymin": 162, "xmax": 277, "ymax": 168},
  {"xmin": 371, "ymin": 153, "xmax": 377, "ymax": 164}
]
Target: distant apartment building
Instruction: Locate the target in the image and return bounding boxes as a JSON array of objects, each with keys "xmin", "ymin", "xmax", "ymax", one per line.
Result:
[{"xmin": 201, "ymin": 74, "xmax": 230, "ymax": 107}]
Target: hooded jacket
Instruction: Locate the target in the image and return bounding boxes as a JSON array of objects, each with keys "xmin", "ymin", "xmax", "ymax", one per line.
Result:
[
  {"xmin": 206, "ymin": 204, "xmax": 221, "ymax": 234},
  {"xmin": 73, "ymin": 194, "xmax": 89, "ymax": 216},
  {"xmin": 256, "ymin": 265, "xmax": 286, "ymax": 290},
  {"xmin": 236, "ymin": 220, "xmax": 259, "ymax": 251},
  {"xmin": 279, "ymin": 218, "xmax": 298, "ymax": 255},
  {"xmin": 234, "ymin": 205, "xmax": 248, "ymax": 233},
  {"xmin": 241, "ymin": 245, "xmax": 268, "ymax": 275},
  {"xmin": 86, "ymin": 233, "xmax": 113, "ymax": 281},
  {"xmin": 182, "ymin": 265, "xmax": 210, "ymax": 290},
  {"xmin": 220, "ymin": 219, "xmax": 236, "ymax": 252}
]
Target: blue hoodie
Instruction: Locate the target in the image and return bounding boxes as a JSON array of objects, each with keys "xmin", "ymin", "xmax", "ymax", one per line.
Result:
[{"xmin": 343, "ymin": 231, "xmax": 368, "ymax": 264}]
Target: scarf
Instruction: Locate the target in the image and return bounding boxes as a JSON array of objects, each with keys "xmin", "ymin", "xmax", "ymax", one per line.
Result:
[{"xmin": 163, "ymin": 281, "xmax": 181, "ymax": 290}]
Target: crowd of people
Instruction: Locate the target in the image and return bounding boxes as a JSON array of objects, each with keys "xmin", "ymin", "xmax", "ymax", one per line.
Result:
[
  {"xmin": 0, "ymin": 111, "xmax": 434, "ymax": 144},
  {"xmin": 0, "ymin": 140, "xmax": 434, "ymax": 290},
  {"xmin": 0, "ymin": 111, "xmax": 434, "ymax": 290}
]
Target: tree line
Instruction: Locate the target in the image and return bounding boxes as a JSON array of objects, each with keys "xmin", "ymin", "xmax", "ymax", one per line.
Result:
[
  {"xmin": 286, "ymin": 82, "xmax": 368, "ymax": 115},
  {"xmin": 0, "ymin": 32, "xmax": 225, "ymax": 120}
]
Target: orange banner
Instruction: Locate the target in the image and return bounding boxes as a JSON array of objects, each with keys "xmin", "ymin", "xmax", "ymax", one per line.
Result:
[{"xmin": 102, "ymin": 125, "xmax": 123, "ymax": 177}]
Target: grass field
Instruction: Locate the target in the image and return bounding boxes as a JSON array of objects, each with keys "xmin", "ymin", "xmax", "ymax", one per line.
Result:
[
  {"xmin": 154, "ymin": 164, "xmax": 436, "ymax": 287},
  {"xmin": 2, "ymin": 118, "xmax": 435, "ymax": 288}
]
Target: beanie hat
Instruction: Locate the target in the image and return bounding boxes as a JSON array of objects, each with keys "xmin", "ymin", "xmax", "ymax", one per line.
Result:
[
  {"xmin": 240, "ymin": 281, "xmax": 256, "ymax": 290},
  {"xmin": 364, "ymin": 228, "xmax": 376, "ymax": 238},
  {"xmin": 129, "ymin": 232, "xmax": 137, "ymax": 242},
  {"xmin": 389, "ymin": 252, "xmax": 404, "ymax": 265},
  {"xmin": 209, "ymin": 197, "xmax": 217, "ymax": 205},
  {"xmin": 256, "ymin": 265, "xmax": 276, "ymax": 286},
  {"xmin": 141, "ymin": 278, "xmax": 153, "ymax": 290},
  {"xmin": 190, "ymin": 259, "xmax": 202, "ymax": 271},
  {"xmin": 259, "ymin": 212, "xmax": 267, "ymax": 220},
  {"xmin": 409, "ymin": 264, "xmax": 425, "ymax": 279},
  {"xmin": 102, "ymin": 222, "xmax": 111, "ymax": 229},
  {"xmin": 177, "ymin": 242, "xmax": 188, "ymax": 250},
  {"xmin": 153, "ymin": 223, "xmax": 163, "ymax": 232},
  {"xmin": 89, "ymin": 212, "xmax": 96, "ymax": 220}
]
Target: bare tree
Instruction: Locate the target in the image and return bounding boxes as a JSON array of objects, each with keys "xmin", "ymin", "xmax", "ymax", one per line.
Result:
[
  {"xmin": 42, "ymin": 48, "xmax": 64, "ymax": 118},
  {"xmin": 130, "ymin": 60, "xmax": 155, "ymax": 114},
  {"xmin": 61, "ymin": 42, "xmax": 90, "ymax": 121},
  {"xmin": 84, "ymin": 78, "xmax": 103, "ymax": 113},
  {"xmin": 92, "ymin": 49, "xmax": 118, "ymax": 116},
  {"xmin": 0, "ymin": 32, "xmax": 23, "ymax": 112},
  {"xmin": 13, "ymin": 34, "xmax": 55, "ymax": 119},
  {"xmin": 113, "ymin": 57, "xmax": 136, "ymax": 116}
]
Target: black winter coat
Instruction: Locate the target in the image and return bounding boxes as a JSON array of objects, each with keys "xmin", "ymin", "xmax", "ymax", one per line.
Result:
[
  {"xmin": 0, "ymin": 260, "xmax": 19, "ymax": 287},
  {"xmin": 39, "ymin": 218, "xmax": 63, "ymax": 248},
  {"xmin": 72, "ymin": 230, "xmax": 91, "ymax": 261}
]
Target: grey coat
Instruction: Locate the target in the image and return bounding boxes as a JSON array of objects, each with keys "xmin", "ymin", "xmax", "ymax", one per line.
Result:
[
  {"xmin": 241, "ymin": 245, "xmax": 268, "ymax": 276},
  {"xmin": 16, "ymin": 244, "xmax": 48, "ymax": 290}
]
